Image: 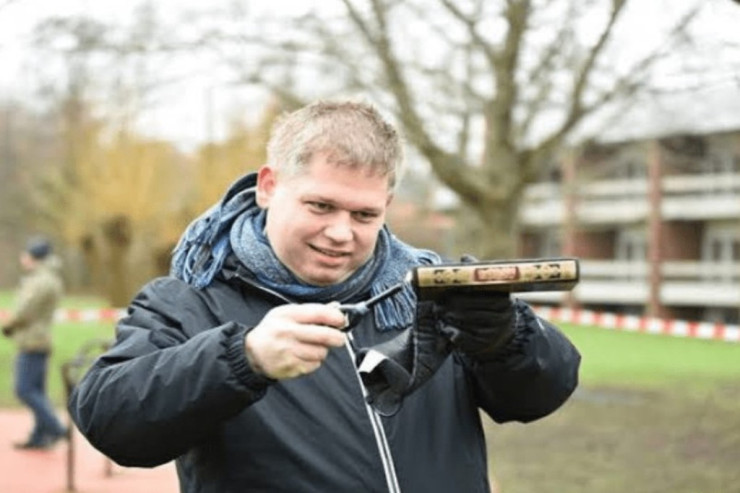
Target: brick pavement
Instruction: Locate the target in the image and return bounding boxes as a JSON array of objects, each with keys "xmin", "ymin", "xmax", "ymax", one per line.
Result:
[{"xmin": 0, "ymin": 408, "xmax": 178, "ymax": 493}]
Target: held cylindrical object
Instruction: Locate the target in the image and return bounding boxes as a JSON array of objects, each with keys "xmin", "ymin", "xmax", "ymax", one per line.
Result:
[
  {"xmin": 339, "ymin": 283, "xmax": 405, "ymax": 331},
  {"xmin": 411, "ymin": 257, "xmax": 579, "ymax": 298}
]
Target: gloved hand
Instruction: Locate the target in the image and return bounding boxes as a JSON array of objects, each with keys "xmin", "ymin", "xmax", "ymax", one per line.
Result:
[
  {"xmin": 1, "ymin": 325, "xmax": 12, "ymax": 338},
  {"xmin": 437, "ymin": 255, "xmax": 516, "ymax": 360}
]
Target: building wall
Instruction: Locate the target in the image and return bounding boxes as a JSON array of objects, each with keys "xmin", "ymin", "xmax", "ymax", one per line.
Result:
[
  {"xmin": 519, "ymin": 233, "xmax": 538, "ymax": 258},
  {"xmin": 661, "ymin": 221, "xmax": 702, "ymax": 260},
  {"xmin": 571, "ymin": 230, "xmax": 615, "ymax": 259},
  {"xmin": 519, "ymin": 129, "xmax": 740, "ymax": 323}
]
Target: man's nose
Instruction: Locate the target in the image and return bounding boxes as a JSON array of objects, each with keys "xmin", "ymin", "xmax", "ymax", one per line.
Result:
[{"xmin": 324, "ymin": 214, "xmax": 353, "ymax": 242}]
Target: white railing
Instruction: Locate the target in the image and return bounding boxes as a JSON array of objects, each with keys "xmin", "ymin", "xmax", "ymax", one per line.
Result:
[
  {"xmin": 524, "ymin": 173, "xmax": 740, "ymax": 200},
  {"xmin": 663, "ymin": 173, "xmax": 740, "ymax": 194},
  {"xmin": 565, "ymin": 260, "xmax": 740, "ymax": 307},
  {"xmin": 521, "ymin": 172, "xmax": 740, "ymax": 225},
  {"xmin": 581, "ymin": 260, "xmax": 740, "ymax": 281}
]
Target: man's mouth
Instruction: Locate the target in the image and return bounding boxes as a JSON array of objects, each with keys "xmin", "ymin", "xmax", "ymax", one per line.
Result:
[{"xmin": 311, "ymin": 245, "xmax": 349, "ymax": 258}]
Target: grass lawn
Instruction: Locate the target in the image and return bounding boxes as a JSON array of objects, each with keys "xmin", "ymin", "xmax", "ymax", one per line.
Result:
[
  {"xmin": 565, "ymin": 324, "xmax": 740, "ymax": 391},
  {"xmin": 486, "ymin": 324, "xmax": 740, "ymax": 493}
]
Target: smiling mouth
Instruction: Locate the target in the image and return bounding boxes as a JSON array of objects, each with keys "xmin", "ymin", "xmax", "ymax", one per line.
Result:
[{"xmin": 311, "ymin": 245, "xmax": 349, "ymax": 258}]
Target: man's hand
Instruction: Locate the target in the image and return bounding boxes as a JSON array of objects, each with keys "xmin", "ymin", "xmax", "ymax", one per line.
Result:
[
  {"xmin": 244, "ymin": 303, "xmax": 347, "ymax": 380},
  {"xmin": 436, "ymin": 254, "xmax": 516, "ymax": 359},
  {"xmin": 438, "ymin": 291, "xmax": 515, "ymax": 359}
]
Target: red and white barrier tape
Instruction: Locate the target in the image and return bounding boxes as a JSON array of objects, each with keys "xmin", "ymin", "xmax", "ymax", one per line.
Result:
[
  {"xmin": 532, "ymin": 306, "xmax": 740, "ymax": 343},
  {"xmin": 0, "ymin": 308, "xmax": 125, "ymax": 323},
  {"xmin": 1, "ymin": 306, "xmax": 738, "ymax": 343},
  {"xmin": 54, "ymin": 308, "xmax": 126, "ymax": 323}
]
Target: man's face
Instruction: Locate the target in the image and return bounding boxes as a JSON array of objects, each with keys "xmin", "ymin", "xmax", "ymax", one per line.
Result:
[
  {"xmin": 19, "ymin": 252, "xmax": 36, "ymax": 271},
  {"xmin": 256, "ymin": 153, "xmax": 393, "ymax": 286}
]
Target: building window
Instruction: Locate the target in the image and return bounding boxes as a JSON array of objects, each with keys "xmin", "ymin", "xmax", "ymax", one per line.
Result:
[
  {"xmin": 616, "ymin": 230, "xmax": 646, "ymax": 261},
  {"xmin": 701, "ymin": 228, "xmax": 740, "ymax": 282},
  {"xmin": 620, "ymin": 159, "xmax": 646, "ymax": 180},
  {"xmin": 615, "ymin": 230, "xmax": 646, "ymax": 281},
  {"xmin": 542, "ymin": 230, "xmax": 562, "ymax": 257},
  {"xmin": 700, "ymin": 139, "xmax": 739, "ymax": 175}
]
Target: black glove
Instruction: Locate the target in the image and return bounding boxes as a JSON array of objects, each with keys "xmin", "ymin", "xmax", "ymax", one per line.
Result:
[
  {"xmin": 1, "ymin": 325, "xmax": 12, "ymax": 338},
  {"xmin": 437, "ymin": 255, "xmax": 516, "ymax": 360}
]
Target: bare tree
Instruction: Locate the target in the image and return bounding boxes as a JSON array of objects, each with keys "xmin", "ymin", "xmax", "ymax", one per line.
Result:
[
  {"xmin": 16, "ymin": 12, "xmax": 194, "ymax": 303},
  {"xmin": 5, "ymin": 5, "xmax": 288, "ymax": 303},
  {"xmin": 200, "ymin": 0, "xmax": 709, "ymax": 258},
  {"xmin": 20, "ymin": 0, "xmax": 731, "ymax": 260}
]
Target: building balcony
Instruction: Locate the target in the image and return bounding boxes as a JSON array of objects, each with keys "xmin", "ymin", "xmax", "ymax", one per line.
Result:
[
  {"xmin": 521, "ymin": 173, "xmax": 740, "ymax": 226},
  {"xmin": 518, "ymin": 260, "xmax": 740, "ymax": 308}
]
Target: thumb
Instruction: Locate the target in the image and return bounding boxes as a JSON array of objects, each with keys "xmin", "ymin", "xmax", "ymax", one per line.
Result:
[{"xmin": 460, "ymin": 254, "xmax": 479, "ymax": 263}]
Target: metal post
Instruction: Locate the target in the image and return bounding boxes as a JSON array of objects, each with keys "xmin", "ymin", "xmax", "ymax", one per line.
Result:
[
  {"xmin": 62, "ymin": 363, "xmax": 77, "ymax": 492},
  {"xmin": 647, "ymin": 140, "xmax": 664, "ymax": 318},
  {"xmin": 562, "ymin": 149, "xmax": 579, "ymax": 310}
]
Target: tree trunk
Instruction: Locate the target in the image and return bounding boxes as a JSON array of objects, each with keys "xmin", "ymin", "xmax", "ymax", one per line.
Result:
[
  {"xmin": 456, "ymin": 196, "xmax": 521, "ymax": 260},
  {"xmin": 101, "ymin": 215, "xmax": 133, "ymax": 308},
  {"xmin": 80, "ymin": 234, "xmax": 104, "ymax": 293}
]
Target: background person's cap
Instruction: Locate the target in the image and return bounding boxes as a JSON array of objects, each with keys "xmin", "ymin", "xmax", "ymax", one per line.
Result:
[{"xmin": 26, "ymin": 237, "xmax": 52, "ymax": 260}]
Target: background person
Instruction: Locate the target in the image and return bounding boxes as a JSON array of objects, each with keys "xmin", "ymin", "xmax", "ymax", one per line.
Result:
[
  {"xmin": 2, "ymin": 237, "xmax": 68, "ymax": 450},
  {"xmin": 68, "ymin": 100, "xmax": 581, "ymax": 492}
]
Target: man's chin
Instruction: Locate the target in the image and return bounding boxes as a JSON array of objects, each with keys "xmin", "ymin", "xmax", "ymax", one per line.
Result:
[{"xmin": 299, "ymin": 269, "xmax": 351, "ymax": 287}]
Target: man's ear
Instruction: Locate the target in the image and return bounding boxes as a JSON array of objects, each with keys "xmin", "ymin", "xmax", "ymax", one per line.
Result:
[
  {"xmin": 386, "ymin": 193, "xmax": 394, "ymax": 207},
  {"xmin": 256, "ymin": 165, "xmax": 277, "ymax": 208}
]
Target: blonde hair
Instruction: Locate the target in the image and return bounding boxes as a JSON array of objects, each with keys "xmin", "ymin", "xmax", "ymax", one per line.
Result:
[{"xmin": 266, "ymin": 100, "xmax": 405, "ymax": 190}]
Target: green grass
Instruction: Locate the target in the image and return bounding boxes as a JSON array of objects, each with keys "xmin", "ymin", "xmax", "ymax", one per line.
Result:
[
  {"xmin": 487, "ymin": 324, "xmax": 740, "ymax": 493},
  {"xmin": 564, "ymin": 324, "xmax": 740, "ymax": 391}
]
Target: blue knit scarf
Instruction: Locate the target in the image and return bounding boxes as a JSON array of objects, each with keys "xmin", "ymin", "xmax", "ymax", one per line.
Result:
[{"xmin": 170, "ymin": 172, "xmax": 440, "ymax": 331}]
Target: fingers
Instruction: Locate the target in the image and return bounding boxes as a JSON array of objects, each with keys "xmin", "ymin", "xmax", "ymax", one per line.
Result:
[
  {"xmin": 244, "ymin": 303, "xmax": 349, "ymax": 380},
  {"xmin": 272, "ymin": 303, "xmax": 347, "ymax": 347},
  {"xmin": 293, "ymin": 342, "xmax": 331, "ymax": 364},
  {"xmin": 279, "ymin": 303, "xmax": 347, "ymax": 329},
  {"xmin": 292, "ymin": 324, "xmax": 347, "ymax": 347}
]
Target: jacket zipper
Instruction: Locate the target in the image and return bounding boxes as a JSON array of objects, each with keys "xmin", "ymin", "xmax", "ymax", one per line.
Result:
[
  {"xmin": 346, "ymin": 334, "xmax": 401, "ymax": 493},
  {"xmin": 234, "ymin": 271, "xmax": 401, "ymax": 492}
]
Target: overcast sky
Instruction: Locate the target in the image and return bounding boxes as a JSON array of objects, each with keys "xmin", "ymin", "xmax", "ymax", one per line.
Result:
[
  {"xmin": 2, "ymin": 0, "xmax": 739, "ymax": 150},
  {"xmin": 0, "ymin": 0, "xmax": 353, "ymax": 150}
]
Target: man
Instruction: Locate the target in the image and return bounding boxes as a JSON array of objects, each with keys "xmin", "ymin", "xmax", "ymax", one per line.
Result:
[
  {"xmin": 68, "ymin": 100, "xmax": 581, "ymax": 492},
  {"xmin": 2, "ymin": 237, "xmax": 68, "ymax": 450}
]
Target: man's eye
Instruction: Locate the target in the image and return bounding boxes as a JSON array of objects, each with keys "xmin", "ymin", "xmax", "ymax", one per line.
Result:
[
  {"xmin": 353, "ymin": 211, "xmax": 378, "ymax": 222},
  {"xmin": 309, "ymin": 202, "xmax": 332, "ymax": 212}
]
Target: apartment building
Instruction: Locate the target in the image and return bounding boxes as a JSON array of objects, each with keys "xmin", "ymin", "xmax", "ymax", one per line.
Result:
[{"xmin": 519, "ymin": 87, "xmax": 740, "ymax": 323}]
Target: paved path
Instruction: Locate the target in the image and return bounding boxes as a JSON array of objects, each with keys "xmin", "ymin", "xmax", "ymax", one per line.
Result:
[{"xmin": 0, "ymin": 409, "xmax": 178, "ymax": 493}]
